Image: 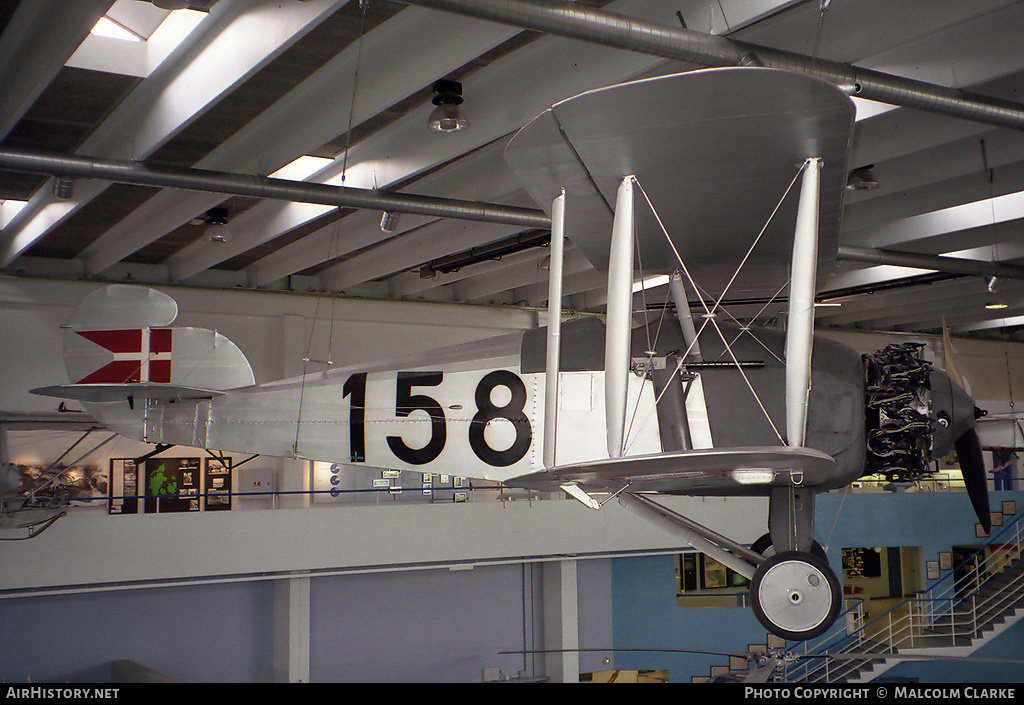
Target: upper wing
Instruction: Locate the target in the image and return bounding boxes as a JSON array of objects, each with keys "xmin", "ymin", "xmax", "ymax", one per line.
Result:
[
  {"xmin": 505, "ymin": 446, "xmax": 835, "ymax": 496},
  {"xmin": 503, "ymin": 67, "xmax": 855, "ymax": 299}
]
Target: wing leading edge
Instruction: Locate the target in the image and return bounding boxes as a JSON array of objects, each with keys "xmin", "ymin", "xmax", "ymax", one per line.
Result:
[{"xmin": 506, "ymin": 446, "xmax": 835, "ymax": 496}]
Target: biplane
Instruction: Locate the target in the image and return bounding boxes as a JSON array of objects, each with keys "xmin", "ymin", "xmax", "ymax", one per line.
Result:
[{"xmin": 31, "ymin": 67, "xmax": 989, "ymax": 641}]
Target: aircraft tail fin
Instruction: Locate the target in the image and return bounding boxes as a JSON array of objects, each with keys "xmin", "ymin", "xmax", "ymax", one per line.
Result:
[{"xmin": 32, "ymin": 285, "xmax": 254, "ymax": 438}]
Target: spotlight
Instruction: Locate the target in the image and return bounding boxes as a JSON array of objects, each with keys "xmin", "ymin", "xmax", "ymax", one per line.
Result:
[
  {"xmin": 428, "ymin": 79, "xmax": 469, "ymax": 133},
  {"xmin": 191, "ymin": 207, "xmax": 231, "ymax": 242},
  {"xmin": 53, "ymin": 176, "xmax": 74, "ymax": 200},
  {"xmin": 846, "ymin": 164, "xmax": 878, "ymax": 191},
  {"xmin": 380, "ymin": 211, "xmax": 400, "ymax": 233}
]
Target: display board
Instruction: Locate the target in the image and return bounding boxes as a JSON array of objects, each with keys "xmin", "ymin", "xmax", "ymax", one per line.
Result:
[{"xmin": 109, "ymin": 456, "xmax": 232, "ymax": 513}]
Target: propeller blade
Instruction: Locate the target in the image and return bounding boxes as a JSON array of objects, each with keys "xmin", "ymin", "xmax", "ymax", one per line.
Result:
[
  {"xmin": 942, "ymin": 317, "xmax": 969, "ymax": 393},
  {"xmin": 955, "ymin": 428, "xmax": 991, "ymax": 533}
]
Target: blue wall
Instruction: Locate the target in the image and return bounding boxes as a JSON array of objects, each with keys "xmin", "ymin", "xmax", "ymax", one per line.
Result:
[
  {"xmin": 610, "ymin": 490, "xmax": 1024, "ymax": 683},
  {"xmin": 2, "ymin": 491, "xmax": 1020, "ymax": 683},
  {"xmin": 0, "ymin": 559, "xmax": 613, "ymax": 683},
  {"xmin": 309, "ymin": 564, "xmax": 538, "ymax": 682},
  {"xmin": 308, "ymin": 559, "xmax": 612, "ymax": 682},
  {"xmin": 0, "ymin": 581, "xmax": 276, "ymax": 682},
  {"xmin": 612, "ymin": 553, "xmax": 756, "ymax": 680}
]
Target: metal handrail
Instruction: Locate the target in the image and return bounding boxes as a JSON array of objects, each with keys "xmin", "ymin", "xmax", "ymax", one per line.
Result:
[{"xmin": 782, "ymin": 506, "xmax": 1024, "ymax": 682}]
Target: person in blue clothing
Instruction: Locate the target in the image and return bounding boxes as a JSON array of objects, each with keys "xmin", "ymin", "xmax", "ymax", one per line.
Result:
[{"xmin": 991, "ymin": 449, "xmax": 1016, "ymax": 491}]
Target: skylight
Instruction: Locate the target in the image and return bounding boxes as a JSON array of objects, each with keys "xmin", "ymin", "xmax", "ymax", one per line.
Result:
[
  {"xmin": 91, "ymin": 17, "xmax": 143, "ymax": 43},
  {"xmin": 0, "ymin": 200, "xmax": 29, "ymax": 229},
  {"xmin": 633, "ymin": 274, "xmax": 670, "ymax": 293},
  {"xmin": 67, "ymin": 2, "xmax": 206, "ymax": 78},
  {"xmin": 853, "ymin": 96, "xmax": 899, "ymax": 122},
  {"xmin": 270, "ymin": 156, "xmax": 334, "ymax": 182}
]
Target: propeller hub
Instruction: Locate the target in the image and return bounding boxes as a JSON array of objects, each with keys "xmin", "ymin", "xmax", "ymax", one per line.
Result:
[{"xmin": 930, "ymin": 368, "xmax": 977, "ymax": 457}]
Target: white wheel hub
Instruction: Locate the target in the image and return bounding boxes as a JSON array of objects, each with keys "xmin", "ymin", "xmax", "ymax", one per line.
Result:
[{"xmin": 755, "ymin": 557, "xmax": 835, "ymax": 633}]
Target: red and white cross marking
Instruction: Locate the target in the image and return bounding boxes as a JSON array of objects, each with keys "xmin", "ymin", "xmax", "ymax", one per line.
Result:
[{"xmin": 75, "ymin": 328, "xmax": 172, "ymax": 384}]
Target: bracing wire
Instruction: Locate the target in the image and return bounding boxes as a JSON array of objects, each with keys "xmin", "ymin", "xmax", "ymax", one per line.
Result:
[
  {"xmin": 622, "ymin": 287, "xmax": 674, "ymax": 451},
  {"xmin": 630, "ymin": 167, "xmax": 809, "ymax": 447},
  {"xmin": 810, "ymin": 0, "xmax": 830, "ymax": 67}
]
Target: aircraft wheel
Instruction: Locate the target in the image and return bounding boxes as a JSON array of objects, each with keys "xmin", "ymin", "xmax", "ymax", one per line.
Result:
[
  {"xmin": 749, "ymin": 550, "xmax": 841, "ymax": 642},
  {"xmin": 750, "ymin": 533, "xmax": 828, "ymax": 562}
]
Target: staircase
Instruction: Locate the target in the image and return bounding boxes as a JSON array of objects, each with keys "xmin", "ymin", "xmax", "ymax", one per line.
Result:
[
  {"xmin": 783, "ymin": 504, "xmax": 1024, "ymax": 683},
  {"xmin": 690, "ymin": 635, "xmax": 784, "ymax": 683},
  {"xmin": 798, "ymin": 560, "xmax": 1024, "ymax": 683},
  {"xmin": 695, "ymin": 501, "xmax": 1024, "ymax": 683}
]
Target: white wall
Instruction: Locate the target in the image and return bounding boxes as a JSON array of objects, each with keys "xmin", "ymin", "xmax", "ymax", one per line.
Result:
[
  {"xmin": 819, "ymin": 326, "xmax": 1024, "ymax": 406},
  {"xmin": 0, "ymin": 278, "xmax": 770, "ymax": 645},
  {"xmin": 0, "ymin": 277, "xmax": 538, "ymax": 410},
  {"xmin": 4, "ymin": 275, "xmax": 1024, "ymax": 585},
  {"xmin": 0, "ymin": 277, "xmax": 540, "ymax": 513}
]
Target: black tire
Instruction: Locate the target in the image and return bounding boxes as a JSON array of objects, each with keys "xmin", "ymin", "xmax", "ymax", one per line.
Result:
[
  {"xmin": 749, "ymin": 550, "xmax": 842, "ymax": 642},
  {"xmin": 750, "ymin": 533, "xmax": 828, "ymax": 563}
]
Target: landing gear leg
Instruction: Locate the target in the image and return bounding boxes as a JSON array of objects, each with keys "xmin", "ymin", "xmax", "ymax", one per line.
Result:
[
  {"xmin": 749, "ymin": 487, "xmax": 841, "ymax": 641},
  {"xmin": 767, "ymin": 485, "xmax": 816, "ymax": 553}
]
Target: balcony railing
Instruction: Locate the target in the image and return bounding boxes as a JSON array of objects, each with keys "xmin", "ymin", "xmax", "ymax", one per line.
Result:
[{"xmin": 781, "ymin": 507, "xmax": 1024, "ymax": 683}]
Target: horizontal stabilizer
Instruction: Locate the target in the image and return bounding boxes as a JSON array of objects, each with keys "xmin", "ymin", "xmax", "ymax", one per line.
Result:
[
  {"xmin": 0, "ymin": 410, "xmax": 98, "ymax": 430},
  {"xmin": 506, "ymin": 446, "xmax": 834, "ymax": 495},
  {"xmin": 32, "ymin": 383, "xmax": 224, "ymax": 403}
]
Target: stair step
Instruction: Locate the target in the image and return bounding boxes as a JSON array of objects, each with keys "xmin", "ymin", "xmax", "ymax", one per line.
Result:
[{"xmin": 754, "ymin": 532, "xmax": 1024, "ymax": 684}]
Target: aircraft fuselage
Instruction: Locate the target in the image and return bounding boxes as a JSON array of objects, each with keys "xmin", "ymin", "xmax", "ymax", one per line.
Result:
[{"xmin": 128, "ymin": 317, "xmax": 866, "ymax": 494}]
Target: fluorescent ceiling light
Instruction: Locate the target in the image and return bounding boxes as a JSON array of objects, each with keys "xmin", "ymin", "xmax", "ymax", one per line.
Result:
[
  {"xmin": 0, "ymin": 200, "xmax": 28, "ymax": 229},
  {"xmin": 270, "ymin": 156, "xmax": 334, "ymax": 181},
  {"xmin": 731, "ymin": 469, "xmax": 775, "ymax": 485}
]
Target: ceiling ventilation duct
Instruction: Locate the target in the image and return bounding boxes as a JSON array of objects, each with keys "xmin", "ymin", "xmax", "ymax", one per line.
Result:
[{"xmin": 402, "ymin": 0, "xmax": 1024, "ymax": 132}]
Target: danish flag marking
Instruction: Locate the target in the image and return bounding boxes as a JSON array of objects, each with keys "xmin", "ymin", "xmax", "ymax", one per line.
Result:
[{"xmin": 75, "ymin": 328, "xmax": 172, "ymax": 384}]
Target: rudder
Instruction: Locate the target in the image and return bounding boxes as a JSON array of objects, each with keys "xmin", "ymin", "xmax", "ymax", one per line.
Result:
[
  {"xmin": 33, "ymin": 285, "xmax": 255, "ymax": 442},
  {"xmin": 61, "ymin": 285, "xmax": 254, "ymax": 392}
]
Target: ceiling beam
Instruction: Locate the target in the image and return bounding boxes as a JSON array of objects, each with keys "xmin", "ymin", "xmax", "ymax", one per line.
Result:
[
  {"xmin": 403, "ymin": 0, "xmax": 1024, "ymax": 131},
  {"xmin": 9, "ymin": 144, "xmax": 1024, "ymax": 289},
  {"xmin": 0, "ymin": 0, "xmax": 349, "ymax": 266},
  {"xmin": 0, "ymin": 0, "xmax": 113, "ymax": 141},
  {"xmin": 85, "ymin": 4, "xmax": 526, "ymax": 277}
]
